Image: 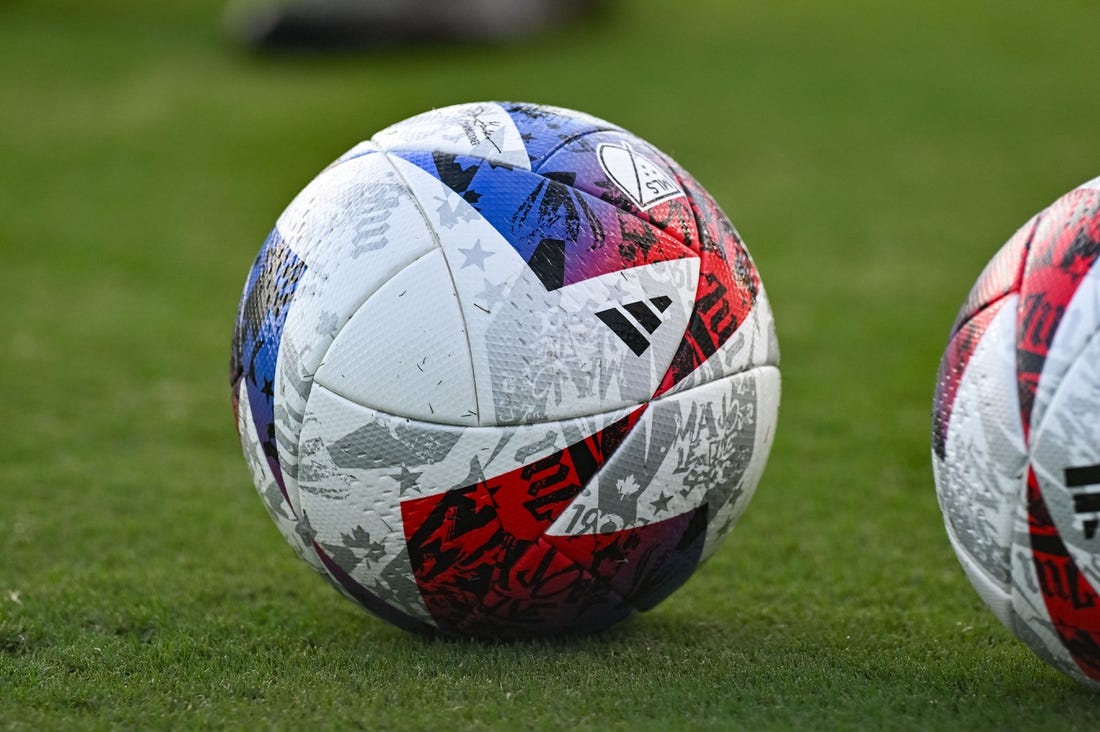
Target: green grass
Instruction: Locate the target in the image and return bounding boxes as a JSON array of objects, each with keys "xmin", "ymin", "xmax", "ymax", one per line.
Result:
[{"xmin": 3, "ymin": 0, "xmax": 1100, "ymax": 728}]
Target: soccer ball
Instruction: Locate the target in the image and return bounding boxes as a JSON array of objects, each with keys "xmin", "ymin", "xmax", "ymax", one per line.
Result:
[
  {"xmin": 932, "ymin": 176, "xmax": 1100, "ymax": 687},
  {"xmin": 230, "ymin": 102, "xmax": 780, "ymax": 639}
]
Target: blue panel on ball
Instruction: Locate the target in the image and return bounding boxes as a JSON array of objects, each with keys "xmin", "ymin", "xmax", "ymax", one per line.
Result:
[
  {"xmin": 389, "ymin": 149, "xmax": 691, "ymax": 293},
  {"xmin": 232, "ymin": 228, "xmax": 307, "ymax": 500},
  {"xmin": 501, "ymin": 102, "xmax": 617, "ymax": 170}
]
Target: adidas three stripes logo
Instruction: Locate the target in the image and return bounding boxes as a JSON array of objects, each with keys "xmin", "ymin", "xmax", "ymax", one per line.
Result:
[{"xmin": 595, "ymin": 296, "xmax": 673, "ymax": 356}]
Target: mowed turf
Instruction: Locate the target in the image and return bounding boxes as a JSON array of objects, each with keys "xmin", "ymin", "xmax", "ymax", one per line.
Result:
[{"xmin": 2, "ymin": 0, "xmax": 1100, "ymax": 728}]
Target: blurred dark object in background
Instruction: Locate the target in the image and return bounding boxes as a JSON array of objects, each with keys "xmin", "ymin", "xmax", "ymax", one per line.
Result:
[{"xmin": 226, "ymin": 0, "xmax": 604, "ymax": 51}]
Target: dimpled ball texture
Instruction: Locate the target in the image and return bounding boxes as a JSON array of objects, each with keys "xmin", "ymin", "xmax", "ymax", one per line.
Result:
[
  {"xmin": 230, "ymin": 102, "xmax": 780, "ymax": 640},
  {"xmin": 933, "ymin": 175, "xmax": 1100, "ymax": 688}
]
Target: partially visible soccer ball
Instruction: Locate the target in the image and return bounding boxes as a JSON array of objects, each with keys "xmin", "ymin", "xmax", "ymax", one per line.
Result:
[
  {"xmin": 933, "ymin": 175, "xmax": 1100, "ymax": 687},
  {"xmin": 230, "ymin": 102, "xmax": 780, "ymax": 639}
]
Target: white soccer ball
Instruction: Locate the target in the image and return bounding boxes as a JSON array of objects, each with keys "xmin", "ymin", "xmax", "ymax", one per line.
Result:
[
  {"xmin": 230, "ymin": 101, "xmax": 780, "ymax": 639},
  {"xmin": 933, "ymin": 175, "xmax": 1100, "ymax": 687}
]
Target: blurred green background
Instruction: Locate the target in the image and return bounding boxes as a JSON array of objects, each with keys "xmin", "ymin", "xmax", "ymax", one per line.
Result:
[{"xmin": 2, "ymin": 0, "xmax": 1100, "ymax": 728}]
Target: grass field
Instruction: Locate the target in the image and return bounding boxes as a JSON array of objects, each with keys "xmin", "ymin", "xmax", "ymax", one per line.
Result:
[{"xmin": 3, "ymin": 0, "xmax": 1100, "ymax": 728}]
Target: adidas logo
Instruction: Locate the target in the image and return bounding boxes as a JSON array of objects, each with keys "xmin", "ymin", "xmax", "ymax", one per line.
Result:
[
  {"xmin": 1067, "ymin": 463, "xmax": 1100, "ymax": 539},
  {"xmin": 596, "ymin": 296, "xmax": 673, "ymax": 356}
]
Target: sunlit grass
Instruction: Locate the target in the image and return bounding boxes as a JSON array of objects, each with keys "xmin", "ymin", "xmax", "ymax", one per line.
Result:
[{"xmin": 2, "ymin": 0, "xmax": 1100, "ymax": 727}]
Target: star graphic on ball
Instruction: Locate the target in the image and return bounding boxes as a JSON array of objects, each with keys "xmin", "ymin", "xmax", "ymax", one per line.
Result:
[{"xmin": 458, "ymin": 239, "xmax": 494, "ymax": 270}]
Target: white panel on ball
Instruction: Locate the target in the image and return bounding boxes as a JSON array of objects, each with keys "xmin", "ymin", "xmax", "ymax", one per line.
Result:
[
  {"xmin": 934, "ymin": 298, "xmax": 1026, "ymax": 595},
  {"xmin": 705, "ymin": 364, "xmax": 781, "ymax": 561},
  {"xmin": 372, "ymin": 102, "xmax": 532, "ymax": 170},
  {"xmin": 272, "ymin": 150, "xmax": 439, "ymax": 512},
  {"xmin": 236, "ymin": 383, "xmax": 326, "ymax": 575},
  {"xmin": 545, "ymin": 366, "xmax": 777, "ymax": 545},
  {"xmin": 314, "ymin": 248, "xmax": 477, "ymax": 424}
]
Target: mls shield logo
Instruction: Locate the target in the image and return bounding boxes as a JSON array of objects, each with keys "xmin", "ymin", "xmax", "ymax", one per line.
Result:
[{"xmin": 598, "ymin": 143, "xmax": 685, "ymax": 210}]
